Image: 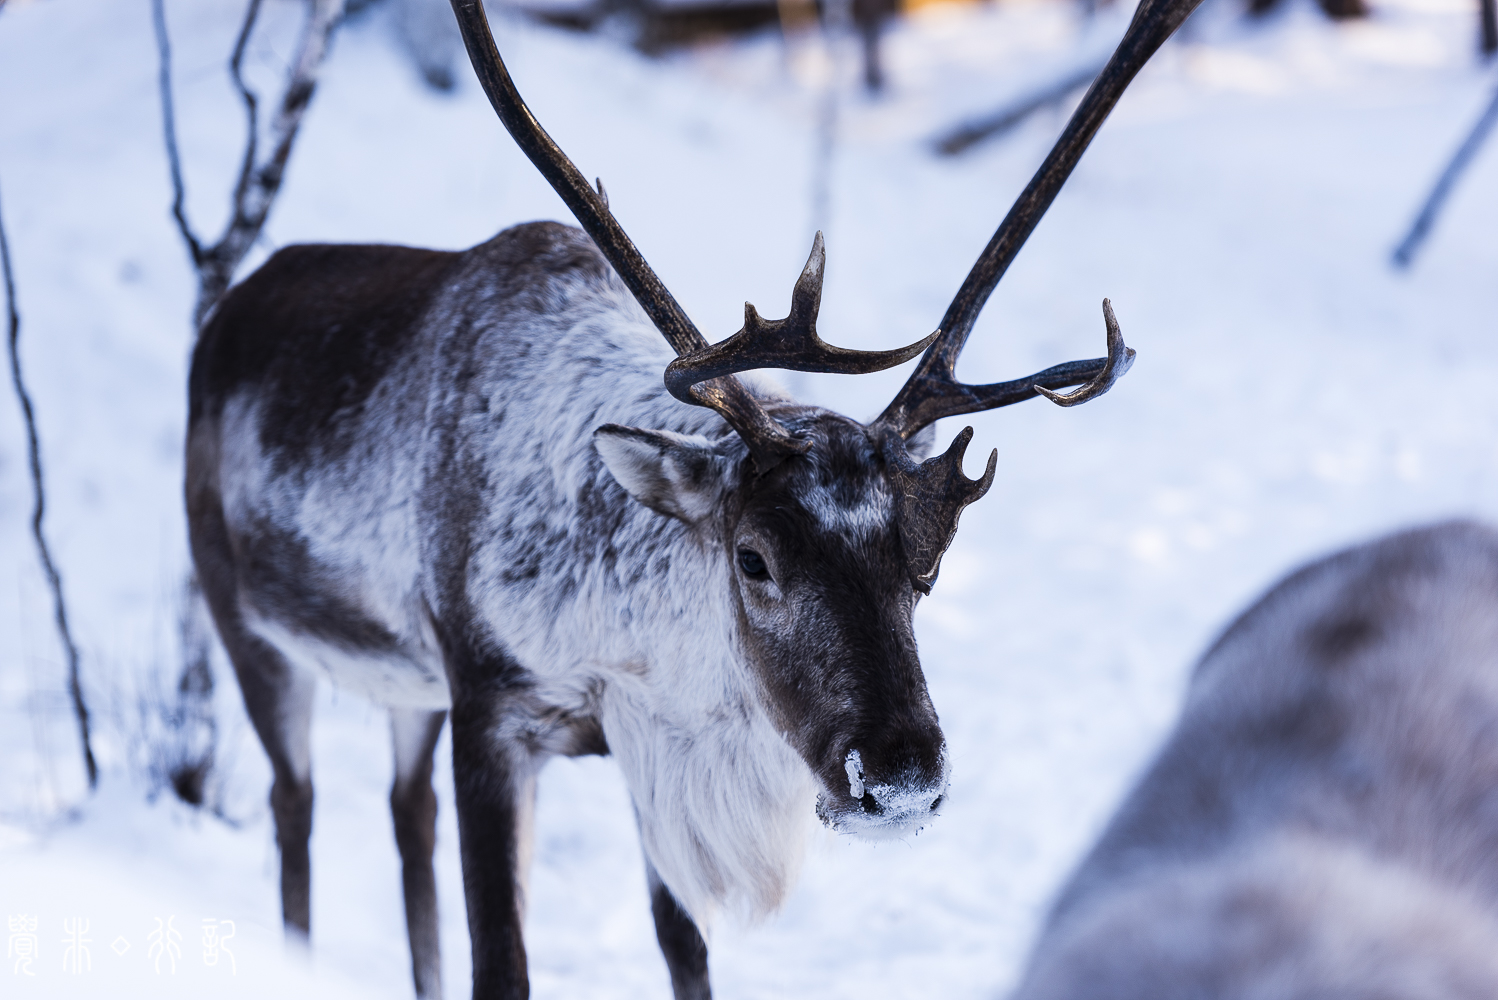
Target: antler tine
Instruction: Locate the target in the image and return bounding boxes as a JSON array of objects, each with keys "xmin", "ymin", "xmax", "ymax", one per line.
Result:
[
  {"xmin": 885, "ymin": 299, "xmax": 1135, "ymax": 432},
  {"xmin": 877, "ymin": 0, "xmax": 1202, "ymax": 439},
  {"xmin": 1034, "ymin": 299, "xmax": 1134, "ymax": 407},
  {"xmin": 664, "ymin": 233, "xmax": 940, "ymax": 405},
  {"xmin": 885, "ymin": 426, "xmax": 997, "ymax": 594},
  {"xmin": 449, "ymin": 0, "xmax": 807, "ymax": 471}
]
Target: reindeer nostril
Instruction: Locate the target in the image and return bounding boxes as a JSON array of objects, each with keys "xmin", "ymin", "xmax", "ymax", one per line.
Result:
[
  {"xmin": 930, "ymin": 795, "xmax": 943, "ymax": 811},
  {"xmin": 859, "ymin": 792, "xmax": 882, "ymax": 815}
]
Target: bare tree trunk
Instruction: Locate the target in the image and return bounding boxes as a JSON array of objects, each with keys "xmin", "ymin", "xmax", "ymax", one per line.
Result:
[
  {"xmin": 1, "ymin": 176, "xmax": 98, "ymax": 791},
  {"xmin": 152, "ymin": 0, "xmax": 346, "ymax": 806},
  {"xmin": 1482, "ymin": 0, "xmax": 1497, "ymax": 58},
  {"xmin": 851, "ymin": 0, "xmax": 891, "ymax": 93}
]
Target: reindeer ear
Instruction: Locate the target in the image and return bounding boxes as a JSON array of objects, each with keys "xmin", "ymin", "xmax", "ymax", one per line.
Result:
[
  {"xmin": 593, "ymin": 425, "xmax": 732, "ymax": 523},
  {"xmin": 905, "ymin": 422, "xmax": 938, "ymax": 462}
]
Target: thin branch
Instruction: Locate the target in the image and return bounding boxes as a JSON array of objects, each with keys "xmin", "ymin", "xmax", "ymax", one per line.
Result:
[
  {"xmin": 154, "ymin": 0, "xmax": 345, "ymax": 329},
  {"xmin": 151, "ymin": 0, "xmax": 204, "ymax": 267},
  {"xmin": 1392, "ymin": 79, "xmax": 1498, "ymax": 269},
  {"xmin": 226, "ymin": 0, "xmax": 266, "ymax": 236},
  {"xmin": 194, "ymin": 0, "xmax": 345, "ymax": 328},
  {"xmin": 1, "ymin": 176, "xmax": 98, "ymax": 790}
]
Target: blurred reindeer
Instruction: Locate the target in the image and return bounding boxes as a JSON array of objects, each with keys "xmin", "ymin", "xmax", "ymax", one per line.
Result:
[{"xmin": 1010, "ymin": 520, "xmax": 1498, "ymax": 1000}]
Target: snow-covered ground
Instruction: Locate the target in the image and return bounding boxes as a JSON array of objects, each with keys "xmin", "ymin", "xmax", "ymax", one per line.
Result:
[{"xmin": 2, "ymin": 0, "xmax": 1495, "ymax": 996}]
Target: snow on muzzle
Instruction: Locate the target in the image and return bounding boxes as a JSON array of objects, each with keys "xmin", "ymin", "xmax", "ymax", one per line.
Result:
[{"xmin": 814, "ymin": 748, "xmax": 950, "ymax": 839}]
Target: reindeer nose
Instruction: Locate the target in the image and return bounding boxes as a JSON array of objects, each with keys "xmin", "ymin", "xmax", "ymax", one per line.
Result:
[
  {"xmin": 845, "ymin": 749, "xmax": 947, "ymax": 816},
  {"xmin": 856, "ymin": 787, "xmax": 945, "ymax": 816}
]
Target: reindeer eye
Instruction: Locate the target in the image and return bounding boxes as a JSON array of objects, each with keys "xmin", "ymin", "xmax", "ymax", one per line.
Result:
[{"xmin": 737, "ymin": 549, "xmax": 769, "ymax": 579}]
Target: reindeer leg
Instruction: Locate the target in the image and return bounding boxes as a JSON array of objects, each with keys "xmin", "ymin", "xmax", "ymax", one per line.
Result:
[
  {"xmin": 391, "ymin": 708, "xmax": 448, "ymax": 999},
  {"xmin": 227, "ymin": 631, "xmax": 315, "ymax": 939},
  {"xmin": 189, "ymin": 485, "xmax": 317, "ymax": 941},
  {"xmin": 448, "ymin": 688, "xmax": 535, "ymax": 1000},
  {"xmin": 248, "ymin": 660, "xmax": 317, "ymax": 942},
  {"xmin": 646, "ymin": 859, "xmax": 711, "ymax": 1000}
]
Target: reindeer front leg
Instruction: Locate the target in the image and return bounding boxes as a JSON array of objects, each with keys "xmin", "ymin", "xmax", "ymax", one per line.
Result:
[
  {"xmin": 450, "ymin": 690, "xmax": 536, "ymax": 1000},
  {"xmin": 391, "ymin": 708, "xmax": 449, "ymax": 1000},
  {"xmin": 646, "ymin": 859, "xmax": 711, "ymax": 1000}
]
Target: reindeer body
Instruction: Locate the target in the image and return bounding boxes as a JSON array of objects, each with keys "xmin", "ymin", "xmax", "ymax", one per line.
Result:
[
  {"xmin": 1009, "ymin": 520, "xmax": 1498, "ymax": 1000},
  {"xmin": 188, "ymin": 222, "xmax": 950, "ymax": 999},
  {"xmin": 184, "ymin": 0, "xmax": 1206, "ymax": 991}
]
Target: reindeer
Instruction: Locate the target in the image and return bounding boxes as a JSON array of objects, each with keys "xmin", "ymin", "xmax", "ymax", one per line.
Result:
[
  {"xmin": 1007, "ymin": 520, "xmax": 1498, "ymax": 1000},
  {"xmin": 184, "ymin": 0, "xmax": 1200, "ymax": 996}
]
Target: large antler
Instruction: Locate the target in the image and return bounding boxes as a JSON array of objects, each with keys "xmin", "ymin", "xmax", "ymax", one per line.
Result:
[
  {"xmin": 448, "ymin": 0, "xmax": 933, "ymax": 472},
  {"xmin": 877, "ymin": 0, "xmax": 1202, "ymax": 590},
  {"xmin": 875, "ymin": 0, "xmax": 1201, "ymax": 441}
]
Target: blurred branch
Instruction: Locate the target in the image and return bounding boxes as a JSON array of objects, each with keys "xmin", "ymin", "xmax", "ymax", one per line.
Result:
[
  {"xmin": 1483, "ymin": 0, "xmax": 1497, "ymax": 58},
  {"xmin": 933, "ymin": 60, "xmax": 1106, "ymax": 157},
  {"xmin": 1392, "ymin": 80, "xmax": 1498, "ymax": 269},
  {"xmin": 1, "ymin": 176, "xmax": 98, "ymax": 791},
  {"xmin": 152, "ymin": 0, "xmax": 347, "ymax": 330},
  {"xmin": 1249, "ymin": 0, "xmax": 1367, "ymax": 20}
]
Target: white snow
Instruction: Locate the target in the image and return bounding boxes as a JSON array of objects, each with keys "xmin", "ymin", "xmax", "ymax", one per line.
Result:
[{"xmin": 2, "ymin": 0, "xmax": 1496, "ymax": 996}]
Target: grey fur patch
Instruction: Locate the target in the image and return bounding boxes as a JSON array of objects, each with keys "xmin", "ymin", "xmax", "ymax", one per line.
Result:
[{"xmin": 1011, "ymin": 521, "xmax": 1498, "ymax": 1000}]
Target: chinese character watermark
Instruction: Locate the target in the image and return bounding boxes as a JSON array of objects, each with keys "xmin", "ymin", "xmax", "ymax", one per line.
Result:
[
  {"xmin": 200, "ymin": 918, "xmax": 236, "ymax": 975},
  {"xmin": 147, "ymin": 916, "xmax": 182, "ymax": 975},
  {"xmin": 61, "ymin": 918, "xmax": 91, "ymax": 974},
  {"xmin": 7, "ymin": 915, "xmax": 39, "ymax": 976}
]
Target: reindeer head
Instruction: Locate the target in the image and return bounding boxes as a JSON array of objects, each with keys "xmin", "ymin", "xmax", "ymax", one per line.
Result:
[
  {"xmin": 593, "ymin": 406, "xmax": 952, "ymax": 836},
  {"xmin": 451, "ymin": 0, "xmax": 1200, "ymax": 837}
]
